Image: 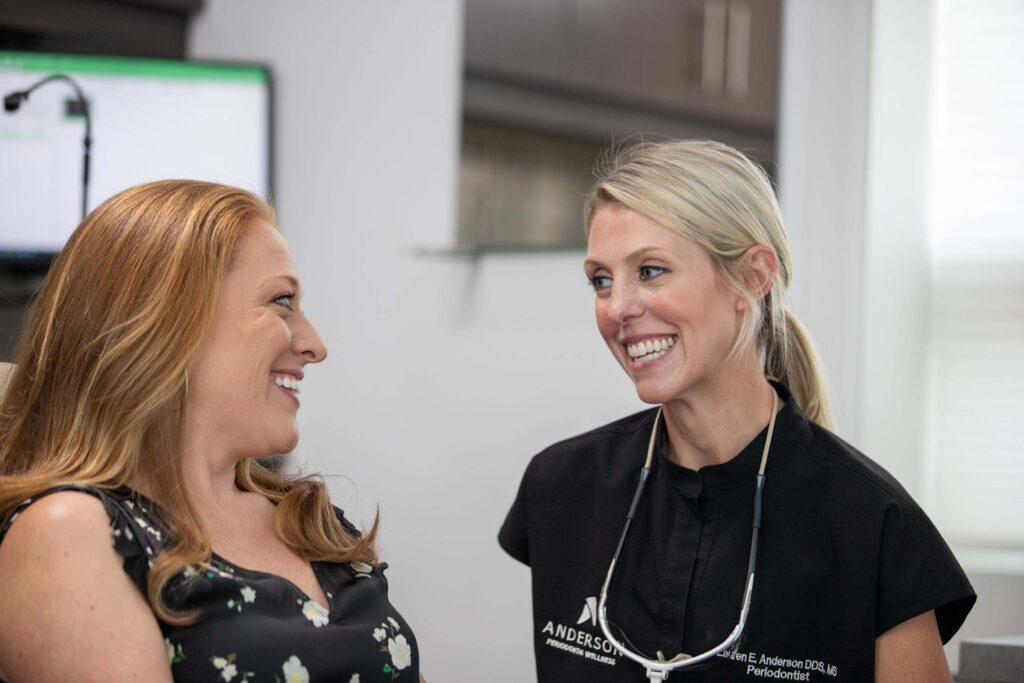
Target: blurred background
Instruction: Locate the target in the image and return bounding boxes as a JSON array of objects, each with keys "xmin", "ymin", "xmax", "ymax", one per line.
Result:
[{"xmin": 1, "ymin": 0, "xmax": 1021, "ymax": 679}]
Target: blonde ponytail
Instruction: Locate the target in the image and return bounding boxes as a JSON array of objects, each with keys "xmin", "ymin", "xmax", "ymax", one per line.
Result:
[{"xmin": 764, "ymin": 308, "xmax": 836, "ymax": 431}]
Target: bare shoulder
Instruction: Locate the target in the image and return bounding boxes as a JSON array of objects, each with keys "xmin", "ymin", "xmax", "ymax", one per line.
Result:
[
  {"xmin": 4, "ymin": 488, "xmax": 110, "ymax": 537},
  {"xmin": 876, "ymin": 610, "xmax": 954, "ymax": 683},
  {"xmin": 0, "ymin": 490, "xmax": 119, "ymax": 573},
  {"xmin": 0, "ymin": 491, "xmax": 173, "ymax": 682}
]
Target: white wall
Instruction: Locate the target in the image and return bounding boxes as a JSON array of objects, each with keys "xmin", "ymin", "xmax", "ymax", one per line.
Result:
[
  {"xmin": 192, "ymin": 0, "xmax": 1023, "ymax": 678},
  {"xmin": 190, "ymin": 3, "xmax": 642, "ymax": 680},
  {"xmin": 777, "ymin": 0, "xmax": 872, "ymax": 444}
]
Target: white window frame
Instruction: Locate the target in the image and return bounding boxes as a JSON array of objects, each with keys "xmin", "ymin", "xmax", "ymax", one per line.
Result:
[{"xmin": 861, "ymin": 0, "xmax": 1024, "ymax": 575}]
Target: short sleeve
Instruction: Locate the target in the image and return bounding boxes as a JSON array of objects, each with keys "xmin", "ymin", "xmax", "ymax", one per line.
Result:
[
  {"xmin": 875, "ymin": 499, "xmax": 976, "ymax": 643},
  {"xmin": 328, "ymin": 504, "xmax": 393, "ymax": 590},
  {"xmin": 498, "ymin": 462, "xmax": 531, "ymax": 565},
  {"xmin": 332, "ymin": 505, "xmax": 363, "ymax": 538},
  {"xmin": 0, "ymin": 484, "xmax": 162, "ymax": 597}
]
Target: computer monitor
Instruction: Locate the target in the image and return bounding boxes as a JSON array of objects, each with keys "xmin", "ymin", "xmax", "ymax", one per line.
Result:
[{"xmin": 0, "ymin": 51, "xmax": 272, "ymax": 269}]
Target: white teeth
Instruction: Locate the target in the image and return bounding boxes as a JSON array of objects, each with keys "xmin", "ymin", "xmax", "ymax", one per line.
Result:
[
  {"xmin": 626, "ymin": 336, "xmax": 676, "ymax": 359},
  {"xmin": 273, "ymin": 375, "xmax": 302, "ymax": 394}
]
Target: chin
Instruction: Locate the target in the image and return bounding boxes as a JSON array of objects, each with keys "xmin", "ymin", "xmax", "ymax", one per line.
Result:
[
  {"xmin": 266, "ymin": 427, "xmax": 300, "ymax": 456},
  {"xmin": 632, "ymin": 383, "xmax": 673, "ymax": 405}
]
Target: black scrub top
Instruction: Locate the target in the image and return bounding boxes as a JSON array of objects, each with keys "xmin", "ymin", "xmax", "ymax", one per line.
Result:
[
  {"xmin": 499, "ymin": 384, "xmax": 975, "ymax": 682},
  {"xmin": 1, "ymin": 485, "xmax": 418, "ymax": 682}
]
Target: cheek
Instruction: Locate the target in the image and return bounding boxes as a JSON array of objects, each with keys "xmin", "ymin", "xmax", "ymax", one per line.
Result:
[
  {"xmin": 251, "ymin": 314, "xmax": 291, "ymax": 353},
  {"xmin": 698, "ymin": 294, "xmax": 743, "ymax": 352},
  {"xmin": 594, "ymin": 301, "xmax": 617, "ymax": 341}
]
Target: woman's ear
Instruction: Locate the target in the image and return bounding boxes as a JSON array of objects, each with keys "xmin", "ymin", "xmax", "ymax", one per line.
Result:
[{"xmin": 743, "ymin": 245, "xmax": 778, "ymax": 301}]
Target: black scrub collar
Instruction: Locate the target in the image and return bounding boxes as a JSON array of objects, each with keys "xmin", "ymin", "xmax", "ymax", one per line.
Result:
[{"xmin": 655, "ymin": 381, "xmax": 809, "ymax": 497}]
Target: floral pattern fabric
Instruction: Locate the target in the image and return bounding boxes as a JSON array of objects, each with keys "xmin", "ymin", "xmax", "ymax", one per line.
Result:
[{"xmin": 0, "ymin": 485, "xmax": 418, "ymax": 682}]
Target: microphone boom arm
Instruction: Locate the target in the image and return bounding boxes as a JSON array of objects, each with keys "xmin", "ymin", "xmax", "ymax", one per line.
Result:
[{"xmin": 4, "ymin": 73, "xmax": 92, "ymax": 221}]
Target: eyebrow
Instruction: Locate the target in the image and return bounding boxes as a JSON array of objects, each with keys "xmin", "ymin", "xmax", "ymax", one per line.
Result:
[
  {"xmin": 260, "ymin": 273, "xmax": 300, "ymax": 291},
  {"xmin": 584, "ymin": 246, "xmax": 671, "ymax": 270}
]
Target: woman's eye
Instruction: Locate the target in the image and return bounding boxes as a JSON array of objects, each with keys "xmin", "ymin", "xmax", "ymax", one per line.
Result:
[
  {"xmin": 273, "ymin": 294, "xmax": 295, "ymax": 311},
  {"xmin": 589, "ymin": 275, "xmax": 612, "ymax": 291},
  {"xmin": 639, "ymin": 265, "xmax": 667, "ymax": 280}
]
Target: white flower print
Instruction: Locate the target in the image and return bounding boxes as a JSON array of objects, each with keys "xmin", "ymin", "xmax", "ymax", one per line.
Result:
[
  {"xmin": 199, "ymin": 559, "xmax": 237, "ymax": 581},
  {"xmin": 281, "ymin": 655, "xmax": 309, "ymax": 683},
  {"xmin": 165, "ymin": 638, "xmax": 184, "ymax": 665},
  {"xmin": 210, "ymin": 560, "xmax": 236, "ymax": 579},
  {"xmin": 349, "ymin": 675, "xmax": 360, "ymax": 683},
  {"xmin": 374, "ymin": 616, "xmax": 412, "ymax": 679},
  {"xmin": 183, "ymin": 565, "xmax": 198, "ymax": 578},
  {"xmin": 227, "ymin": 584, "xmax": 256, "ymax": 612},
  {"xmin": 211, "ymin": 654, "xmax": 252, "ymax": 682},
  {"xmin": 350, "ymin": 560, "xmax": 373, "ymax": 577},
  {"xmin": 211, "ymin": 656, "xmax": 238, "ymax": 681},
  {"xmin": 134, "ymin": 516, "xmax": 154, "ymax": 535},
  {"xmin": 388, "ymin": 634, "xmax": 413, "ymax": 670},
  {"xmin": 301, "ymin": 599, "xmax": 329, "ymax": 627}
]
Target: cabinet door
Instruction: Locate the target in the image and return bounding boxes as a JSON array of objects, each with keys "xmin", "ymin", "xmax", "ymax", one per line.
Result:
[
  {"xmin": 464, "ymin": 0, "xmax": 571, "ymax": 84},
  {"xmin": 571, "ymin": 0, "xmax": 779, "ymax": 129},
  {"xmin": 569, "ymin": 0, "xmax": 690, "ymax": 104},
  {"xmin": 464, "ymin": 0, "xmax": 780, "ymax": 131}
]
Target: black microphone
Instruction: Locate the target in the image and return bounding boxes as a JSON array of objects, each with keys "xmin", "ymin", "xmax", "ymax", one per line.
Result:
[
  {"xmin": 2, "ymin": 74, "xmax": 92, "ymax": 221},
  {"xmin": 3, "ymin": 91, "xmax": 26, "ymax": 112}
]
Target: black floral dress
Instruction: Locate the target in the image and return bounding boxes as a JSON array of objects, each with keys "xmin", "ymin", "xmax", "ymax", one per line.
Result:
[{"xmin": 0, "ymin": 485, "xmax": 418, "ymax": 683}]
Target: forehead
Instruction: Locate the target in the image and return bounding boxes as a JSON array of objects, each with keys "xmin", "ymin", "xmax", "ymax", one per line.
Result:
[
  {"xmin": 229, "ymin": 219, "xmax": 295, "ymax": 274},
  {"xmin": 586, "ymin": 204, "xmax": 699, "ymax": 261}
]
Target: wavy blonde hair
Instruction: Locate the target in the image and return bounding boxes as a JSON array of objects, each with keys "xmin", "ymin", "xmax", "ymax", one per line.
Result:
[
  {"xmin": 0, "ymin": 180, "xmax": 377, "ymax": 624},
  {"xmin": 585, "ymin": 139, "xmax": 836, "ymax": 430}
]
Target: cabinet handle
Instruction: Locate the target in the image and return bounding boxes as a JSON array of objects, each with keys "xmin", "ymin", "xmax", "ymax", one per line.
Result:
[
  {"xmin": 726, "ymin": 1, "xmax": 751, "ymax": 100},
  {"xmin": 701, "ymin": 0, "xmax": 728, "ymax": 95}
]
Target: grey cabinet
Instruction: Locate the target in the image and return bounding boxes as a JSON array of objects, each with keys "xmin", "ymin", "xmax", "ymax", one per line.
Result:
[
  {"xmin": 459, "ymin": 0, "xmax": 783, "ymax": 249},
  {"xmin": 465, "ymin": 0, "xmax": 781, "ymax": 134}
]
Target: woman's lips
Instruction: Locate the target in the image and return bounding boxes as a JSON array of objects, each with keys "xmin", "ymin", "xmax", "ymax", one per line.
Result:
[
  {"xmin": 625, "ymin": 335, "xmax": 677, "ymax": 365},
  {"xmin": 271, "ymin": 373, "xmax": 301, "ymax": 406}
]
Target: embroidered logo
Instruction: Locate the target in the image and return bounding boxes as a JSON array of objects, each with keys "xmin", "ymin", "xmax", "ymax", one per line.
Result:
[
  {"xmin": 576, "ymin": 596, "xmax": 598, "ymax": 626},
  {"xmin": 539, "ymin": 595, "xmax": 621, "ymax": 667}
]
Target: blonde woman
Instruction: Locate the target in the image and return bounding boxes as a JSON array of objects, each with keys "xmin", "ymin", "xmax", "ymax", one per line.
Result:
[
  {"xmin": 499, "ymin": 140, "xmax": 974, "ymax": 682},
  {"xmin": 0, "ymin": 181, "xmax": 421, "ymax": 682}
]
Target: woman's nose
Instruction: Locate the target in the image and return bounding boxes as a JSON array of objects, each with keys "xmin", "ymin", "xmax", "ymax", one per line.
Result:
[
  {"xmin": 295, "ymin": 314, "xmax": 328, "ymax": 363},
  {"xmin": 607, "ymin": 282, "xmax": 645, "ymax": 324}
]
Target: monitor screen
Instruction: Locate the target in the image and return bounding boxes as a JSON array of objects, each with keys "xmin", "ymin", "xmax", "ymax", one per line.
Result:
[{"xmin": 0, "ymin": 51, "xmax": 271, "ymax": 265}]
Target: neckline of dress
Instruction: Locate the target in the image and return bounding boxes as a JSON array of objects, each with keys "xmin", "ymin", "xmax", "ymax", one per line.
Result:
[{"xmin": 208, "ymin": 551, "xmax": 334, "ymax": 614}]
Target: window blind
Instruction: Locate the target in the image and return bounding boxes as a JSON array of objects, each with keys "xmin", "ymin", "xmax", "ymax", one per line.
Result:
[{"xmin": 925, "ymin": 0, "xmax": 1024, "ymax": 549}]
